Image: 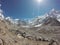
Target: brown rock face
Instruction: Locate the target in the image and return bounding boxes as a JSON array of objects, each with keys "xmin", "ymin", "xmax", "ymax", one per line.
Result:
[{"xmin": 0, "ymin": 39, "xmax": 3, "ymax": 45}]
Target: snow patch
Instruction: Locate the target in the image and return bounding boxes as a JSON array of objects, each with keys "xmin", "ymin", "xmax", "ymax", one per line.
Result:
[
  {"xmin": 0, "ymin": 9, "xmax": 4, "ymax": 20},
  {"xmin": 34, "ymin": 24, "xmax": 42, "ymax": 27}
]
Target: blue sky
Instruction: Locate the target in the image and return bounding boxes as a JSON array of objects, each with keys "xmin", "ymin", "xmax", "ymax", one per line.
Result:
[{"xmin": 0, "ymin": 0, "xmax": 60, "ymax": 19}]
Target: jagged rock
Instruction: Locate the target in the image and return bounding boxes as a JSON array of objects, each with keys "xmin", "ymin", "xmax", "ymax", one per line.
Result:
[
  {"xmin": 17, "ymin": 34, "xmax": 24, "ymax": 39},
  {"xmin": 26, "ymin": 36, "xmax": 34, "ymax": 40},
  {"xmin": 48, "ymin": 39, "xmax": 57, "ymax": 45},
  {"xmin": 35, "ymin": 36, "xmax": 44, "ymax": 41},
  {"xmin": 0, "ymin": 39, "xmax": 3, "ymax": 45}
]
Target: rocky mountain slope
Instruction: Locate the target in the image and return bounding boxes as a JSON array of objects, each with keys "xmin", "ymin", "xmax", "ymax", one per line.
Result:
[
  {"xmin": 0, "ymin": 4, "xmax": 60, "ymax": 45},
  {"xmin": 30, "ymin": 9, "xmax": 60, "ymax": 27},
  {"xmin": 42, "ymin": 17, "xmax": 60, "ymax": 26},
  {"xmin": 0, "ymin": 19, "xmax": 60, "ymax": 45}
]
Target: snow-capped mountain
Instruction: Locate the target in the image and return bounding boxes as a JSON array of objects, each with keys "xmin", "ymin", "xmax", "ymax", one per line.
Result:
[
  {"xmin": 29, "ymin": 16, "xmax": 45, "ymax": 26},
  {"xmin": 42, "ymin": 17, "xmax": 60, "ymax": 26},
  {"xmin": 45, "ymin": 9, "xmax": 60, "ymax": 22},
  {"xmin": 14, "ymin": 19, "xmax": 28, "ymax": 26},
  {"xmin": 48, "ymin": 8, "xmax": 60, "ymax": 19},
  {"xmin": 0, "ymin": 4, "xmax": 4, "ymax": 20},
  {"xmin": 57, "ymin": 15, "xmax": 60, "ymax": 22},
  {"xmin": 0, "ymin": 9, "xmax": 4, "ymax": 20},
  {"xmin": 5, "ymin": 17, "xmax": 28, "ymax": 26},
  {"xmin": 5, "ymin": 17, "xmax": 15, "ymax": 24},
  {"xmin": 0, "ymin": 3, "xmax": 60, "ymax": 28},
  {"xmin": 30, "ymin": 9, "xmax": 60, "ymax": 27},
  {"xmin": 0, "ymin": 4, "xmax": 28, "ymax": 27}
]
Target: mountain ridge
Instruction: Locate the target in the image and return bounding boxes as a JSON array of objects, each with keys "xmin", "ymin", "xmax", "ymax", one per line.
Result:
[{"xmin": 0, "ymin": 4, "xmax": 60, "ymax": 45}]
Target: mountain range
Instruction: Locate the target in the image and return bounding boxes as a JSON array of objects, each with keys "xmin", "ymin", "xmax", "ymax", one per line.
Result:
[
  {"xmin": 0, "ymin": 4, "xmax": 60, "ymax": 45},
  {"xmin": 0, "ymin": 8, "xmax": 60, "ymax": 28}
]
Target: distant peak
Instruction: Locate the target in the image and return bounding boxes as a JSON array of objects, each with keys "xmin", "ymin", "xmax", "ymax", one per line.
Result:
[
  {"xmin": 49, "ymin": 8, "xmax": 56, "ymax": 14},
  {"xmin": 14, "ymin": 19, "xmax": 20, "ymax": 21},
  {"xmin": 51, "ymin": 8, "xmax": 55, "ymax": 12},
  {"xmin": 0, "ymin": 4, "xmax": 4, "ymax": 20}
]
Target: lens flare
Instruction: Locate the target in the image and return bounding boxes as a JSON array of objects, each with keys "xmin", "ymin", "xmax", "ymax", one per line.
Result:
[{"xmin": 37, "ymin": 0, "xmax": 43, "ymax": 3}]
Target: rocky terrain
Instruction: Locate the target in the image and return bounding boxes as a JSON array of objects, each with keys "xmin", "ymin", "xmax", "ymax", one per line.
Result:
[
  {"xmin": 0, "ymin": 20, "xmax": 60, "ymax": 45},
  {"xmin": 0, "ymin": 4, "xmax": 60, "ymax": 45}
]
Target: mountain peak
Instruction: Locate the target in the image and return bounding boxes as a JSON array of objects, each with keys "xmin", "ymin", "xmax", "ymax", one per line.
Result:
[
  {"xmin": 51, "ymin": 8, "xmax": 55, "ymax": 12},
  {"xmin": 49, "ymin": 8, "xmax": 56, "ymax": 14},
  {"xmin": 46, "ymin": 8, "xmax": 58, "ymax": 19},
  {"xmin": 0, "ymin": 4, "xmax": 4, "ymax": 20},
  {"xmin": 42, "ymin": 17, "xmax": 60, "ymax": 26}
]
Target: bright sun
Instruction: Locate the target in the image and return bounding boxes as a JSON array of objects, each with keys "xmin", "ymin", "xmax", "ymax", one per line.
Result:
[{"xmin": 37, "ymin": 0, "xmax": 43, "ymax": 3}]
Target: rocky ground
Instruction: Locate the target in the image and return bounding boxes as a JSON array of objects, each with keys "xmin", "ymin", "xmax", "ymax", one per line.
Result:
[{"xmin": 0, "ymin": 19, "xmax": 60, "ymax": 45}]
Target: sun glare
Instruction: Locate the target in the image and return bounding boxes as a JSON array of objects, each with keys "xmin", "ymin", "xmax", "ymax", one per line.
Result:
[{"xmin": 37, "ymin": 0, "xmax": 43, "ymax": 3}]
